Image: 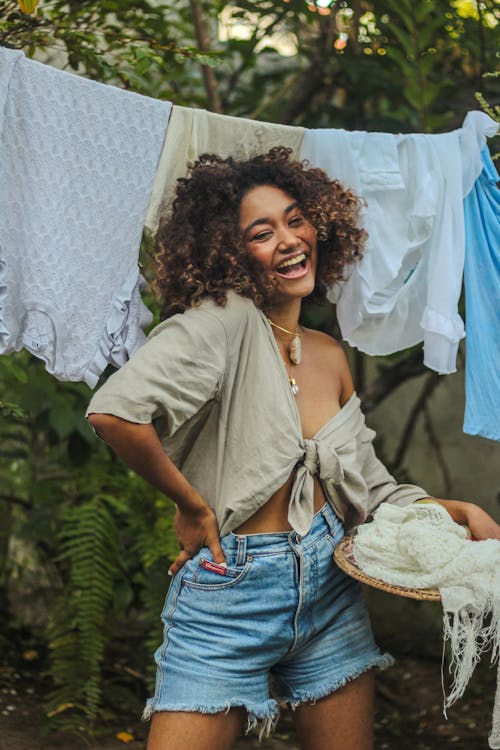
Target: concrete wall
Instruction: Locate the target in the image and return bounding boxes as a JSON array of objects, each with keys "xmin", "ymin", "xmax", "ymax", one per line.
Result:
[{"xmin": 365, "ymin": 360, "xmax": 500, "ymax": 519}]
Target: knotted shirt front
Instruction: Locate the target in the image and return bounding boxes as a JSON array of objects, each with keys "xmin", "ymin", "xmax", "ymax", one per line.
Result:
[{"xmin": 86, "ymin": 292, "xmax": 429, "ymax": 535}]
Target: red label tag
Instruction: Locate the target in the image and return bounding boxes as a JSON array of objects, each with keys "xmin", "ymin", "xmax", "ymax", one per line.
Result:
[{"xmin": 200, "ymin": 559, "xmax": 228, "ymax": 575}]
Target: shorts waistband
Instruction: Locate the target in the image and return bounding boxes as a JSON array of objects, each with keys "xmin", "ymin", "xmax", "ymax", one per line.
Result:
[{"xmin": 225, "ymin": 502, "xmax": 343, "ymax": 560}]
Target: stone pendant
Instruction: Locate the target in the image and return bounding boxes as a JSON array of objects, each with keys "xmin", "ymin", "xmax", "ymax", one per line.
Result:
[
  {"xmin": 289, "ymin": 335, "xmax": 301, "ymax": 365},
  {"xmin": 290, "ymin": 377, "xmax": 299, "ymax": 396}
]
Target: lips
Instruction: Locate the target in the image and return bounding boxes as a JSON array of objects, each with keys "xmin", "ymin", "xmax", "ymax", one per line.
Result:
[{"xmin": 275, "ymin": 251, "xmax": 310, "ymax": 279}]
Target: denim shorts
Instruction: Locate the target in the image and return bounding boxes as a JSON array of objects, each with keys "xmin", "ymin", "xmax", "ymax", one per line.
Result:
[{"xmin": 143, "ymin": 502, "xmax": 392, "ymax": 733}]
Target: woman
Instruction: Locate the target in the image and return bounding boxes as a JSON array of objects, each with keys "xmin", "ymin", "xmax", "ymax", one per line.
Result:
[{"xmin": 86, "ymin": 148, "xmax": 500, "ymax": 750}]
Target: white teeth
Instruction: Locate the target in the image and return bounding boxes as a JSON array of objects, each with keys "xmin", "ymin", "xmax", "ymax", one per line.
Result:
[{"xmin": 276, "ymin": 252, "xmax": 306, "ymax": 270}]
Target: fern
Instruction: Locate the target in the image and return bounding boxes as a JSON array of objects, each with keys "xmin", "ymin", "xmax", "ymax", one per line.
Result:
[
  {"xmin": 126, "ymin": 491, "xmax": 179, "ymax": 681},
  {"xmin": 46, "ymin": 494, "xmax": 127, "ymax": 733}
]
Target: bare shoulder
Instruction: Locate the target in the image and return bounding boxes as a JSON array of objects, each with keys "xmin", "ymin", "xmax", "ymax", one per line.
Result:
[
  {"xmin": 302, "ymin": 327, "xmax": 354, "ymax": 401},
  {"xmin": 302, "ymin": 326, "xmax": 346, "ymax": 359}
]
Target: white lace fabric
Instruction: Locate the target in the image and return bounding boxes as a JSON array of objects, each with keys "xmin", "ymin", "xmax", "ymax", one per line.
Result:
[
  {"xmin": 0, "ymin": 47, "xmax": 171, "ymax": 386},
  {"xmin": 354, "ymin": 503, "xmax": 500, "ymax": 749}
]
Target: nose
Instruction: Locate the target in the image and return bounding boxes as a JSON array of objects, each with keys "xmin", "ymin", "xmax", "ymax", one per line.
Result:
[{"xmin": 276, "ymin": 224, "xmax": 301, "ymax": 251}]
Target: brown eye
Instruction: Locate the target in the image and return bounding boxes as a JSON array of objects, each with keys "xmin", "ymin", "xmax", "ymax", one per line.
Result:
[{"xmin": 253, "ymin": 230, "xmax": 273, "ymax": 241}]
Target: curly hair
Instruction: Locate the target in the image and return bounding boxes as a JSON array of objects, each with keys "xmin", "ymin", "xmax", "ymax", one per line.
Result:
[{"xmin": 154, "ymin": 146, "xmax": 366, "ymax": 319}]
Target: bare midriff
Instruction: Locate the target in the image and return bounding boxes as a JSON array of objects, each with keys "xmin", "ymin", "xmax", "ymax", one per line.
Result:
[
  {"xmin": 233, "ymin": 469, "xmax": 328, "ymax": 534},
  {"xmin": 233, "ymin": 328, "xmax": 348, "ymax": 535}
]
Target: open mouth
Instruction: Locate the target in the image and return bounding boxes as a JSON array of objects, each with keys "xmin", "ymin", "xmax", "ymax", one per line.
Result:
[{"xmin": 275, "ymin": 252, "xmax": 309, "ymax": 278}]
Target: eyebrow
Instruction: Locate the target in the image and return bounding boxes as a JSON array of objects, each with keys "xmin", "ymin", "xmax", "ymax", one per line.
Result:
[{"xmin": 242, "ymin": 201, "xmax": 299, "ymax": 237}]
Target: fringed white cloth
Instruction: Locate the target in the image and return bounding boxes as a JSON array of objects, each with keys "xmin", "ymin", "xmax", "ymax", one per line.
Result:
[{"xmin": 354, "ymin": 503, "xmax": 500, "ymax": 749}]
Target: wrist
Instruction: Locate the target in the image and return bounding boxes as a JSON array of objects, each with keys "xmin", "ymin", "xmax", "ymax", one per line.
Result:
[{"xmin": 175, "ymin": 489, "xmax": 209, "ymax": 517}]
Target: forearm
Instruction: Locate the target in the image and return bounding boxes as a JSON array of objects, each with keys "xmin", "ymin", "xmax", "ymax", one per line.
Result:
[
  {"xmin": 88, "ymin": 412, "xmax": 226, "ymax": 572},
  {"xmin": 425, "ymin": 497, "xmax": 472, "ymax": 523},
  {"xmin": 87, "ymin": 413, "xmax": 205, "ymax": 513},
  {"xmin": 428, "ymin": 497, "xmax": 500, "ymax": 540}
]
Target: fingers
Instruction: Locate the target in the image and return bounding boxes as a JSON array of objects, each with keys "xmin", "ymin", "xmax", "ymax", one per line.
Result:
[
  {"xmin": 168, "ymin": 549, "xmax": 191, "ymax": 577},
  {"xmin": 207, "ymin": 535, "xmax": 226, "ymax": 566},
  {"xmin": 168, "ymin": 508, "xmax": 226, "ymax": 576}
]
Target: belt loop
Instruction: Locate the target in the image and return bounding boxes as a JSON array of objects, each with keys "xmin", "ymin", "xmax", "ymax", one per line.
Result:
[
  {"xmin": 322, "ymin": 501, "xmax": 342, "ymax": 538},
  {"xmin": 236, "ymin": 535, "xmax": 247, "ymax": 565}
]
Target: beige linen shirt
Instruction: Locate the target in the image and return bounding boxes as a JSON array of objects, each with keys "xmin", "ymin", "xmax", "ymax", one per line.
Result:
[
  {"xmin": 145, "ymin": 106, "xmax": 305, "ymax": 234},
  {"xmin": 86, "ymin": 292, "xmax": 429, "ymax": 536}
]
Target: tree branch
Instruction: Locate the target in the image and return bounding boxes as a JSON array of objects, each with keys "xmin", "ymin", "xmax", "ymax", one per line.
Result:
[
  {"xmin": 279, "ymin": 14, "xmax": 337, "ymax": 124},
  {"xmin": 353, "ymin": 350, "xmax": 366, "ymax": 394},
  {"xmin": 475, "ymin": 0, "xmax": 486, "ymax": 88},
  {"xmin": 189, "ymin": 0, "xmax": 223, "ymax": 113},
  {"xmin": 221, "ymin": 9, "xmax": 290, "ymax": 110},
  {"xmin": 248, "ymin": 72, "xmax": 298, "ymax": 121},
  {"xmin": 360, "ymin": 348, "xmax": 428, "ymax": 413},
  {"xmin": 348, "ymin": 0, "xmax": 364, "ymax": 57},
  {"xmin": 0, "ymin": 492, "xmax": 31, "ymax": 509},
  {"xmin": 423, "ymin": 403, "xmax": 452, "ymax": 494},
  {"xmin": 391, "ymin": 372, "xmax": 441, "ymax": 470}
]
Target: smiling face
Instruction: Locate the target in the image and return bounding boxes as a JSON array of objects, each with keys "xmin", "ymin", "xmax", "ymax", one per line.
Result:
[{"xmin": 239, "ymin": 184, "xmax": 318, "ymax": 304}]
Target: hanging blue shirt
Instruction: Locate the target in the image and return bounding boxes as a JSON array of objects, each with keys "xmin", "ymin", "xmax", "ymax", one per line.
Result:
[{"xmin": 463, "ymin": 148, "xmax": 500, "ymax": 441}]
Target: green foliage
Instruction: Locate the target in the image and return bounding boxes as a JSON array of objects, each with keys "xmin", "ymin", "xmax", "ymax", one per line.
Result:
[
  {"xmin": 0, "ymin": 0, "xmax": 221, "ymax": 99},
  {"xmin": 475, "ymin": 71, "xmax": 500, "ymax": 160},
  {"xmin": 47, "ymin": 494, "xmax": 126, "ymax": 732},
  {"xmin": 0, "ymin": 353, "xmax": 176, "ymax": 735},
  {"xmin": 379, "ymin": 0, "xmax": 455, "ymax": 131},
  {"xmin": 0, "ymin": 0, "xmax": 499, "ymax": 740}
]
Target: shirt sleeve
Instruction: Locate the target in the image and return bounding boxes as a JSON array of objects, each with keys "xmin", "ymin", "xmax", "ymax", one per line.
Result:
[
  {"xmin": 85, "ymin": 307, "xmax": 227, "ymax": 438},
  {"xmin": 359, "ymin": 426, "xmax": 430, "ymax": 514}
]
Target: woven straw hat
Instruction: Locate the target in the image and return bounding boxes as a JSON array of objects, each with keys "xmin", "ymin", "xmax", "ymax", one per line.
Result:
[{"xmin": 333, "ymin": 536, "xmax": 441, "ymax": 601}]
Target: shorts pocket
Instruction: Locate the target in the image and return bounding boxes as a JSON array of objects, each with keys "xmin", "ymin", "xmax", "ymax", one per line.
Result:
[{"xmin": 182, "ymin": 554, "xmax": 254, "ymax": 591}]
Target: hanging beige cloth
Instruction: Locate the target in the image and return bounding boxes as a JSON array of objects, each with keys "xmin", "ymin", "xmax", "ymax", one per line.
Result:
[{"xmin": 145, "ymin": 106, "xmax": 304, "ymax": 234}]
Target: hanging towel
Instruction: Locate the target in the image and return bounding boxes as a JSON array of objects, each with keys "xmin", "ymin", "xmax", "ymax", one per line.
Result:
[
  {"xmin": 301, "ymin": 113, "xmax": 498, "ymax": 374},
  {"xmin": 354, "ymin": 502, "xmax": 500, "ymax": 749},
  {"xmin": 0, "ymin": 47, "xmax": 171, "ymax": 387},
  {"xmin": 463, "ymin": 148, "xmax": 500, "ymax": 442},
  {"xmin": 145, "ymin": 106, "xmax": 304, "ymax": 234}
]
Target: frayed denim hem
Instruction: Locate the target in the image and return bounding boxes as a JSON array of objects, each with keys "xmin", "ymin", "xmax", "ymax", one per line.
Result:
[
  {"xmin": 278, "ymin": 651, "xmax": 395, "ymax": 711},
  {"xmin": 141, "ymin": 696, "xmax": 279, "ymax": 741}
]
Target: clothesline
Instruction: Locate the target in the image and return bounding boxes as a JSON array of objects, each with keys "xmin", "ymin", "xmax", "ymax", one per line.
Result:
[{"xmin": 0, "ymin": 46, "xmax": 498, "ymax": 440}]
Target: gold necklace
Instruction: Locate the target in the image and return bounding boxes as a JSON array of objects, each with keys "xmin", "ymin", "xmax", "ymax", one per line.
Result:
[
  {"xmin": 266, "ymin": 318, "xmax": 302, "ymax": 365},
  {"xmin": 266, "ymin": 317, "xmax": 301, "ymax": 396}
]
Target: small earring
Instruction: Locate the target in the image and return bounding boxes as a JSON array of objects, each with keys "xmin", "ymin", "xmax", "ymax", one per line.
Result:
[{"xmin": 318, "ymin": 226, "xmax": 328, "ymax": 242}]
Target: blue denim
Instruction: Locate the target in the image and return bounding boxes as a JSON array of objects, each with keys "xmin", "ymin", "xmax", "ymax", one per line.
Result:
[{"xmin": 143, "ymin": 502, "xmax": 392, "ymax": 734}]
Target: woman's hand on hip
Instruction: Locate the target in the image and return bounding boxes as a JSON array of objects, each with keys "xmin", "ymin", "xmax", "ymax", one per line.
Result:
[
  {"xmin": 85, "ymin": 416, "xmax": 226, "ymax": 573},
  {"xmin": 168, "ymin": 502, "xmax": 226, "ymax": 576}
]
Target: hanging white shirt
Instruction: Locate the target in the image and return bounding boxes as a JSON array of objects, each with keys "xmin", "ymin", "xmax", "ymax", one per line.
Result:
[{"xmin": 301, "ymin": 113, "xmax": 498, "ymax": 374}]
